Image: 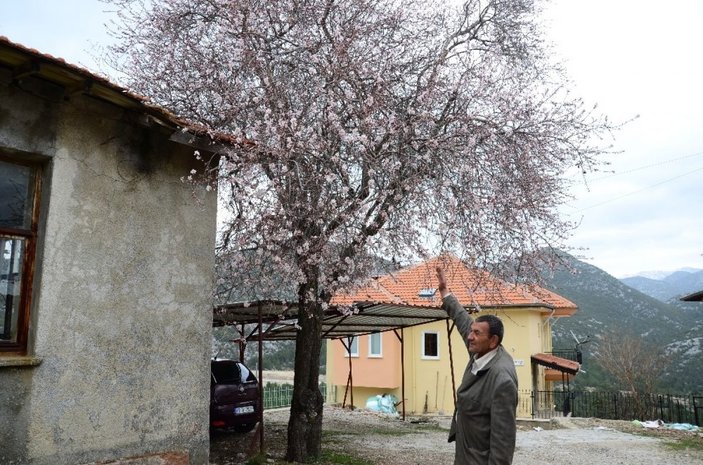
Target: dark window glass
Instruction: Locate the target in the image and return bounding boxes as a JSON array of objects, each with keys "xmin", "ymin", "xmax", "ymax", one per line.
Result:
[
  {"xmin": 212, "ymin": 361, "xmax": 242, "ymax": 384},
  {"xmin": 0, "ymin": 160, "xmax": 35, "ymax": 230},
  {"xmin": 211, "ymin": 361, "xmax": 257, "ymax": 384},
  {"xmin": 424, "ymin": 333, "xmax": 438, "ymax": 357}
]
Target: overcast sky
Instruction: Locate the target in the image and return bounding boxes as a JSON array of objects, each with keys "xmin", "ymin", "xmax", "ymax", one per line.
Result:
[
  {"xmin": 2, "ymin": 0, "xmax": 702, "ymax": 278},
  {"xmin": 542, "ymin": 0, "xmax": 703, "ymax": 277}
]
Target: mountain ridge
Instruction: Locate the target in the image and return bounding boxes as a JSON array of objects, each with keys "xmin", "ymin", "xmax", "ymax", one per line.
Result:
[
  {"xmin": 542, "ymin": 252, "xmax": 702, "ymax": 393},
  {"xmin": 620, "ymin": 267, "xmax": 702, "ymax": 280},
  {"xmin": 621, "ymin": 269, "xmax": 703, "ymax": 302}
]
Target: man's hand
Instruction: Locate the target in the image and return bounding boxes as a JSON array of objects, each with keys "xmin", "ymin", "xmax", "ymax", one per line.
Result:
[{"xmin": 436, "ymin": 266, "xmax": 449, "ymax": 298}]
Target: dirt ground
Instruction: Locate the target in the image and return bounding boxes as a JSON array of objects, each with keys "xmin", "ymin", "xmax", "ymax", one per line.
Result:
[{"xmin": 210, "ymin": 406, "xmax": 703, "ymax": 464}]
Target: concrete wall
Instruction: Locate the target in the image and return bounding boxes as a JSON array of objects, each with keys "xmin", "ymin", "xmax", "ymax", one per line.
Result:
[{"xmin": 0, "ymin": 69, "xmax": 216, "ymax": 464}]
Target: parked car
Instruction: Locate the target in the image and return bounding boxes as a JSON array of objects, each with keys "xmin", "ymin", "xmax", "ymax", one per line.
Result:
[{"xmin": 210, "ymin": 359, "xmax": 259, "ymax": 433}]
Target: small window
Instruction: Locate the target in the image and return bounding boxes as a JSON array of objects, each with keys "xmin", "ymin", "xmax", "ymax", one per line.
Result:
[
  {"xmin": 368, "ymin": 332, "xmax": 382, "ymax": 358},
  {"xmin": 343, "ymin": 336, "xmax": 358, "ymax": 357},
  {"xmin": 421, "ymin": 331, "xmax": 439, "ymax": 360},
  {"xmin": 1, "ymin": 156, "xmax": 41, "ymax": 354}
]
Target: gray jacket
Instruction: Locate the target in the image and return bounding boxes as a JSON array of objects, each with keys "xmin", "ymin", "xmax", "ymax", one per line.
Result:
[{"xmin": 443, "ymin": 294, "xmax": 518, "ymax": 465}]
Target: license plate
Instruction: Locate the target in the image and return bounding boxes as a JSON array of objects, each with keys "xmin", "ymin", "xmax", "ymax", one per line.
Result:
[{"xmin": 234, "ymin": 405, "xmax": 255, "ymax": 415}]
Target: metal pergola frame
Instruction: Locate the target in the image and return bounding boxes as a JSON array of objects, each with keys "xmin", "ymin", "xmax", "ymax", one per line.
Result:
[
  {"xmin": 214, "ymin": 299, "xmax": 452, "ymax": 340},
  {"xmin": 213, "ymin": 298, "xmax": 565, "ymax": 455},
  {"xmin": 212, "ymin": 298, "xmax": 460, "ymax": 454}
]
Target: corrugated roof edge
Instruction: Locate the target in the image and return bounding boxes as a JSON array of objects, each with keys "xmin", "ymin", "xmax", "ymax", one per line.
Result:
[{"xmin": 681, "ymin": 290, "xmax": 703, "ymax": 302}]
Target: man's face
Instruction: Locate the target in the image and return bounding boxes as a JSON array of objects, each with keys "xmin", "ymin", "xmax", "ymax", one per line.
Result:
[{"xmin": 468, "ymin": 321, "xmax": 498, "ymax": 358}]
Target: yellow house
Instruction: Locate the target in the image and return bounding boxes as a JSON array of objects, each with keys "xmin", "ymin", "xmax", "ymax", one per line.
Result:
[{"xmin": 326, "ymin": 255, "xmax": 578, "ymax": 418}]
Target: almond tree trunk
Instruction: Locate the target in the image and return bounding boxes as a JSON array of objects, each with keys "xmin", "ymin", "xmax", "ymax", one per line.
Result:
[{"xmin": 286, "ymin": 290, "xmax": 324, "ymax": 462}]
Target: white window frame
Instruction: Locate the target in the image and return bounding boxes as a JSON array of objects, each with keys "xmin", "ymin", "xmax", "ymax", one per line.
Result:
[
  {"xmin": 343, "ymin": 335, "xmax": 359, "ymax": 358},
  {"xmin": 368, "ymin": 332, "xmax": 382, "ymax": 358},
  {"xmin": 421, "ymin": 331, "xmax": 440, "ymax": 360}
]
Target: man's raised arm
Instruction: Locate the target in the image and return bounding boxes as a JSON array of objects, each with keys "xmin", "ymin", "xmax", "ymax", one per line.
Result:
[
  {"xmin": 436, "ymin": 266, "xmax": 472, "ymax": 345},
  {"xmin": 436, "ymin": 266, "xmax": 451, "ymax": 298}
]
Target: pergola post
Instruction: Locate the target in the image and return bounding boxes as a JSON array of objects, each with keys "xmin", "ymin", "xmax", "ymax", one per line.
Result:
[
  {"xmin": 340, "ymin": 336, "xmax": 354, "ymax": 409},
  {"xmin": 248, "ymin": 303, "xmax": 265, "ymax": 456},
  {"xmin": 445, "ymin": 318, "xmax": 457, "ymax": 407},
  {"xmin": 401, "ymin": 328, "xmax": 405, "ymax": 421},
  {"xmin": 239, "ymin": 323, "xmax": 245, "ymax": 362},
  {"xmin": 531, "ymin": 361, "xmax": 539, "ymax": 418},
  {"xmin": 257, "ymin": 303, "xmax": 264, "ymax": 453},
  {"xmin": 393, "ymin": 328, "xmax": 406, "ymax": 421}
]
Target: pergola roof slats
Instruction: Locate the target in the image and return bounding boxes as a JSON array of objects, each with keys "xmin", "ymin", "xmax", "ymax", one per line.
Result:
[{"xmin": 214, "ymin": 301, "xmax": 451, "ymax": 341}]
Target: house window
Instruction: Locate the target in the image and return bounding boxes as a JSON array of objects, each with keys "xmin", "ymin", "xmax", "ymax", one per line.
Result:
[
  {"xmin": 421, "ymin": 331, "xmax": 439, "ymax": 360},
  {"xmin": 0, "ymin": 157, "xmax": 41, "ymax": 354},
  {"xmin": 368, "ymin": 332, "xmax": 382, "ymax": 358},
  {"xmin": 343, "ymin": 335, "xmax": 358, "ymax": 357}
]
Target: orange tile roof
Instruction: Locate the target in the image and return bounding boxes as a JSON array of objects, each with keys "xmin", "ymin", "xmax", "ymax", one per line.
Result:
[{"xmin": 332, "ymin": 254, "xmax": 577, "ymax": 313}]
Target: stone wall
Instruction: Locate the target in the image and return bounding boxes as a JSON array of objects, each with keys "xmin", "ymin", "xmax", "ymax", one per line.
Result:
[{"xmin": 0, "ymin": 67, "xmax": 216, "ymax": 464}]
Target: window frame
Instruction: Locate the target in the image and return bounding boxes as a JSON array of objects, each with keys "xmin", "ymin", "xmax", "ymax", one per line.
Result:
[
  {"xmin": 0, "ymin": 154, "xmax": 42, "ymax": 355},
  {"xmin": 367, "ymin": 332, "xmax": 382, "ymax": 358},
  {"xmin": 421, "ymin": 330, "xmax": 440, "ymax": 360}
]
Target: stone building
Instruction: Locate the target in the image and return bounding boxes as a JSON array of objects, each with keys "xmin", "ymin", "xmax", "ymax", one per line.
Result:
[{"xmin": 1, "ymin": 37, "xmax": 225, "ymax": 465}]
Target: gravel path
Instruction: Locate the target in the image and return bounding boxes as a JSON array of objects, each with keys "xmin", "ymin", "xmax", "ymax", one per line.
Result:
[
  {"xmin": 515, "ymin": 427, "xmax": 700, "ymax": 464},
  {"xmin": 210, "ymin": 406, "xmax": 703, "ymax": 464}
]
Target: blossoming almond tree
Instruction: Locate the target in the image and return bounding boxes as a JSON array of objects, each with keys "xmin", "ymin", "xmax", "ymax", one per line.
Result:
[{"xmin": 109, "ymin": 0, "xmax": 614, "ymax": 460}]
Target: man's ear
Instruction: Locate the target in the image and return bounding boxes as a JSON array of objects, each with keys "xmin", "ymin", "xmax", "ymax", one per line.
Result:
[{"xmin": 488, "ymin": 334, "xmax": 500, "ymax": 350}]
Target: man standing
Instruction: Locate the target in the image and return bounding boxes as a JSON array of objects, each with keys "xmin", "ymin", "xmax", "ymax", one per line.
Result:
[{"xmin": 437, "ymin": 267, "xmax": 518, "ymax": 465}]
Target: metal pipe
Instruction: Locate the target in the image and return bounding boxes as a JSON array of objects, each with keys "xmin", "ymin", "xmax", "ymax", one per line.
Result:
[
  {"xmin": 446, "ymin": 319, "xmax": 457, "ymax": 406},
  {"xmin": 340, "ymin": 337, "xmax": 353, "ymax": 408},
  {"xmin": 401, "ymin": 328, "xmax": 406, "ymax": 420},
  {"xmin": 258, "ymin": 303, "xmax": 264, "ymax": 453},
  {"xmin": 349, "ymin": 336, "xmax": 354, "ymax": 409},
  {"xmin": 392, "ymin": 329, "xmax": 406, "ymax": 420},
  {"xmin": 239, "ymin": 323, "xmax": 245, "ymax": 362}
]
